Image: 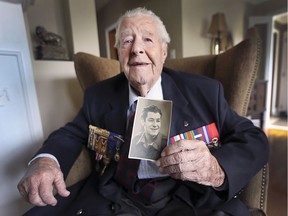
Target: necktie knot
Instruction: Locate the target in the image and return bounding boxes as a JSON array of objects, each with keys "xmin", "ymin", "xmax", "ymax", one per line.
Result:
[
  {"xmin": 129, "ymin": 100, "xmax": 137, "ymax": 116},
  {"xmin": 127, "ymin": 100, "xmax": 137, "ymax": 128}
]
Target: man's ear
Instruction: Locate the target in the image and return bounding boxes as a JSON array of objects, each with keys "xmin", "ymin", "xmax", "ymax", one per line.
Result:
[{"xmin": 162, "ymin": 44, "xmax": 168, "ymax": 62}]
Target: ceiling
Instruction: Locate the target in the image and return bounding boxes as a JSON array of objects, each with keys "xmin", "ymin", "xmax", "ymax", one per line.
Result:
[
  {"xmin": 243, "ymin": 0, "xmax": 269, "ymax": 4},
  {"xmin": 95, "ymin": 0, "xmax": 272, "ymax": 11},
  {"xmin": 94, "ymin": 0, "xmax": 287, "ymax": 25},
  {"xmin": 95, "ymin": 0, "xmax": 111, "ymax": 11}
]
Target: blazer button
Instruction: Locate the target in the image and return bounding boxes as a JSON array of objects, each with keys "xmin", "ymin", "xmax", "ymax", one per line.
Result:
[
  {"xmin": 111, "ymin": 203, "xmax": 116, "ymax": 213},
  {"xmin": 184, "ymin": 120, "xmax": 189, "ymax": 127},
  {"xmin": 76, "ymin": 208, "xmax": 83, "ymax": 215}
]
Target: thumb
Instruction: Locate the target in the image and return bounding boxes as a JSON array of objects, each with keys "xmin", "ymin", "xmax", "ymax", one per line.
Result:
[{"xmin": 53, "ymin": 172, "xmax": 70, "ymax": 197}]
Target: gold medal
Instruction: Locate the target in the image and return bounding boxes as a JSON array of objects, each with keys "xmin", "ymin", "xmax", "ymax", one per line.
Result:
[{"xmin": 87, "ymin": 125, "xmax": 124, "ymax": 175}]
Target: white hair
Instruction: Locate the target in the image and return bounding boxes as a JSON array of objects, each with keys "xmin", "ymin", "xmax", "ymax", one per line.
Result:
[{"xmin": 114, "ymin": 7, "xmax": 171, "ymax": 48}]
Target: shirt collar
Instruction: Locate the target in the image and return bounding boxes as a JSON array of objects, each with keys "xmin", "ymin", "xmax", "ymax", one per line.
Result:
[{"xmin": 128, "ymin": 76, "xmax": 163, "ymax": 107}]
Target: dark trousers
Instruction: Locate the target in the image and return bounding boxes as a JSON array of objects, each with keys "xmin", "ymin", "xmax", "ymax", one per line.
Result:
[{"xmin": 23, "ymin": 173, "xmax": 231, "ymax": 216}]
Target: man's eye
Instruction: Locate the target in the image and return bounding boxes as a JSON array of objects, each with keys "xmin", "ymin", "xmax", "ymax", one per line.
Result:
[
  {"xmin": 123, "ymin": 39, "xmax": 133, "ymax": 44},
  {"xmin": 120, "ymin": 38, "xmax": 132, "ymax": 47},
  {"xmin": 144, "ymin": 38, "xmax": 153, "ymax": 42}
]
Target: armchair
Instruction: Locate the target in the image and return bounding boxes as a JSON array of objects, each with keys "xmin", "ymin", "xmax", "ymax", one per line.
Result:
[{"xmin": 66, "ymin": 28, "xmax": 269, "ymax": 216}]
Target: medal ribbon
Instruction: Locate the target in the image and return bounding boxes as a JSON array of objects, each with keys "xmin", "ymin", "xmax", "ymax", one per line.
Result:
[{"xmin": 169, "ymin": 122, "xmax": 220, "ymax": 148}]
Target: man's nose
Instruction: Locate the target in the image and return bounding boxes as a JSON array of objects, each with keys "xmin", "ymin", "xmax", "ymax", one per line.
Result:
[
  {"xmin": 131, "ymin": 39, "xmax": 144, "ymax": 55},
  {"xmin": 152, "ymin": 121, "xmax": 159, "ymax": 127}
]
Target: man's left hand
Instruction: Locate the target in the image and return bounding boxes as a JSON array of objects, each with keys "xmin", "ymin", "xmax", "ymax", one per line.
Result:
[{"xmin": 156, "ymin": 139, "xmax": 225, "ymax": 187}]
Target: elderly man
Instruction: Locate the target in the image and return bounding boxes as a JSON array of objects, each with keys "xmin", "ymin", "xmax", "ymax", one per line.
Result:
[{"xmin": 18, "ymin": 7, "xmax": 268, "ymax": 216}]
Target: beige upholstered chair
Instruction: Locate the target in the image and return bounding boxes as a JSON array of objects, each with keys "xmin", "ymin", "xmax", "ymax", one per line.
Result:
[{"xmin": 67, "ymin": 28, "xmax": 269, "ymax": 216}]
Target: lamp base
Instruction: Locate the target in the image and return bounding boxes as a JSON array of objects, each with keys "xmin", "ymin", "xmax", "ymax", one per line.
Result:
[
  {"xmin": 210, "ymin": 38, "xmax": 222, "ymax": 55},
  {"xmin": 210, "ymin": 34, "xmax": 233, "ymax": 55}
]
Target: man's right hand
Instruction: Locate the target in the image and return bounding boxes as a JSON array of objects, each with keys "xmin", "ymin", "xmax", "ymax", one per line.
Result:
[{"xmin": 17, "ymin": 157, "xmax": 70, "ymax": 206}]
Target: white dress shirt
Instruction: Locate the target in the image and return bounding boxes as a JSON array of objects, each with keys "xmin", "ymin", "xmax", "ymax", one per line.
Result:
[{"xmin": 128, "ymin": 77, "xmax": 168, "ymax": 179}]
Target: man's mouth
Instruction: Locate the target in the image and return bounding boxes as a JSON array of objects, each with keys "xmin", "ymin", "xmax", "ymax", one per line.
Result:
[
  {"xmin": 150, "ymin": 128, "xmax": 159, "ymax": 131},
  {"xmin": 129, "ymin": 62, "xmax": 150, "ymax": 66}
]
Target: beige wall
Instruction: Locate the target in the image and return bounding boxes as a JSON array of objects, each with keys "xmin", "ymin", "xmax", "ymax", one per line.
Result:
[
  {"xmin": 182, "ymin": 0, "xmax": 246, "ymax": 57},
  {"xmin": 68, "ymin": 0, "xmax": 100, "ymax": 55},
  {"xmin": 31, "ymin": 60, "xmax": 83, "ymax": 138}
]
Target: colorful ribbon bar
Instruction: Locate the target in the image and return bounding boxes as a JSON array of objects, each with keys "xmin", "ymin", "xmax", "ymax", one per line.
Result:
[{"xmin": 169, "ymin": 122, "xmax": 220, "ymax": 148}]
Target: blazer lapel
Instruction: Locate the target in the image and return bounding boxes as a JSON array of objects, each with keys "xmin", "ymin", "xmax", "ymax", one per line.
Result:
[
  {"xmin": 103, "ymin": 80, "xmax": 129, "ymax": 136},
  {"xmin": 162, "ymin": 72, "xmax": 197, "ymax": 137}
]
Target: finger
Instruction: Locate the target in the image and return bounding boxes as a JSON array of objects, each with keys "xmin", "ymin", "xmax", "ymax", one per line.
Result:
[
  {"xmin": 157, "ymin": 151, "xmax": 197, "ymax": 167},
  {"xmin": 18, "ymin": 179, "xmax": 46, "ymax": 206},
  {"xmin": 157, "ymin": 141, "xmax": 208, "ymax": 168},
  {"xmin": 170, "ymin": 171, "xmax": 201, "ymax": 182},
  {"xmin": 161, "ymin": 139, "xmax": 205, "ymax": 157},
  {"xmin": 38, "ymin": 181, "xmax": 57, "ymax": 206},
  {"xmin": 160, "ymin": 161, "xmax": 197, "ymax": 174},
  {"xmin": 27, "ymin": 182, "xmax": 47, "ymax": 206},
  {"xmin": 53, "ymin": 173, "xmax": 70, "ymax": 198},
  {"xmin": 17, "ymin": 183, "xmax": 29, "ymax": 202},
  {"xmin": 171, "ymin": 171, "xmax": 217, "ymax": 186}
]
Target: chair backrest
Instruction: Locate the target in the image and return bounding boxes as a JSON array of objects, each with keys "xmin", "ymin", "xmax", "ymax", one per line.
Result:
[
  {"xmin": 74, "ymin": 53, "xmax": 121, "ymax": 90},
  {"xmin": 165, "ymin": 29, "xmax": 261, "ymax": 116}
]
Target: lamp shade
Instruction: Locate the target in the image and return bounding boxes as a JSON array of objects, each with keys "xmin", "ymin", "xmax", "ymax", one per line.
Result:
[{"xmin": 208, "ymin": 13, "xmax": 228, "ymax": 37}]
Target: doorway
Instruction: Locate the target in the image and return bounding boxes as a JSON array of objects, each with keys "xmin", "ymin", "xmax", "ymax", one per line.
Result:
[
  {"xmin": 105, "ymin": 22, "xmax": 118, "ymax": 60},
  {"xmin": 249, "ymin": 13, "xmax": 288, "ymax": 130},
  {"xmin": 271, "ymin": 14, "xmax": 287, "ymax": 128}
]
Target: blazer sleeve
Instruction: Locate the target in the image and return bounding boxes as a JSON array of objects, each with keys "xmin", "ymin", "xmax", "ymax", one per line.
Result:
[{"xmin": 212, "ymin": 82, "xmax": 269, "ymax": 200}]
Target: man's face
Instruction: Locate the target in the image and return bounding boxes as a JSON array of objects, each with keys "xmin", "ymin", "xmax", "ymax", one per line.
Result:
[
  {"xmin": 142, "ymin": 112, "xmax": 162, "ymax": 138},
  {"xmin": 117, "ymin": 15, "xmax": 168, "ymax": 96}
]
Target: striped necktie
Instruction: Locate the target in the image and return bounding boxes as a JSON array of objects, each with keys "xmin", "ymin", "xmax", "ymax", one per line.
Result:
[{"xmin": 114, "ymin": 101, "xmax": 140, "ymax": 191}]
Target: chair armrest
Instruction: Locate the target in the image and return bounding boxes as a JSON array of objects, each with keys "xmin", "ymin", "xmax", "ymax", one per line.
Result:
[
  {"xmin": 249, "ymin": 208, "xmax": 266, "ymax": 216},
  {"xmin": 239, "ymin": 164, "xmax": 269, "ymax": 214}
]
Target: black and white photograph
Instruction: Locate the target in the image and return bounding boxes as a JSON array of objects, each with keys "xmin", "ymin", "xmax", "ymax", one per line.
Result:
[{"xmin": 128, "ymin": 98, "xmax": 172, "ymax": 161}]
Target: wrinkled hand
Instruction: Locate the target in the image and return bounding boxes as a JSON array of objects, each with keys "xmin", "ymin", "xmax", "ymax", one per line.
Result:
[
  {"xmin": 17, "ymin": 157, "xmax": 70, "ymax": 206},
  {"xmin": 156, "ymin": 139, "xmax": 225, "ymax": 187}
]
